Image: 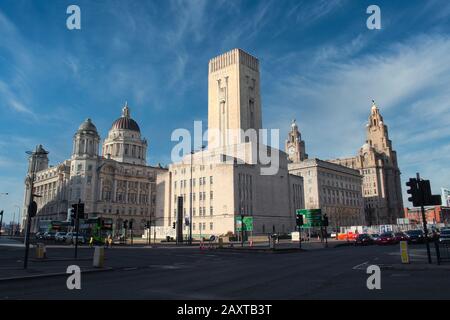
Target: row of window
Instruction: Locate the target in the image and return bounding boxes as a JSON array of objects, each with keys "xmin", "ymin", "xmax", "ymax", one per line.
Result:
[
  {"xmin": 175, "ymin": 176, "xmax": 213, "ymax": 189},
  {"xmin": 174, "ymin": 191, "xmax": 213, "ymax": 203},
  {"xmin": 36, "ymin": 170, "xmax": 61, "ymax": 181},
  {"xmin": 174, "ymin": 164, "xmax": 213, "ymax": 175},
  {"xmin": 174, "ymin": 206, "xmax": 214, "ymax": 217},
  {"xmin": 191, "ymin": 222, "xmax": 213, "ymax": 231},
  {"xmin": 102, "ymin": 206, "xmax": 154, "ymax": 215},
  {"xmin": 321, "ymin": 196, "xmax": 361, "ymax": 207},
  {"xmin": 104, "ymin": 191, "xmax": 154, "ymax": 204}
]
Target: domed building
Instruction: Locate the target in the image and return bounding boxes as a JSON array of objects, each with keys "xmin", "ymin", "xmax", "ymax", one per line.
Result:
[
  {"xmin": 102, "ymin": 103, "xmax": 148, "ymax": 165},
  {"xmin": 23, "ymin": 103, "xmax": 167, "ymax": 237}
]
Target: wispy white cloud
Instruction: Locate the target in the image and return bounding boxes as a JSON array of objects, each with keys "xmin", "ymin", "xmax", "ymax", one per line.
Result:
[{"xmin": 264, "ymin": 33, "xmax": 450, "ymax": 205}]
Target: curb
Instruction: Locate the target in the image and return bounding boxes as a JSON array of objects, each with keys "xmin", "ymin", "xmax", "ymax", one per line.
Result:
[
  {"xmin": 216, "ymin": 247, "xmax": 306, "ymax": 253},
  {"xmin": 29, "ymin": 258, "xmax": 92, "ymax": 262},
  {"xmin": 0, "ymin": 266, "xmax": 114, "ymax": 283},
  {"xmin": 389, "ymin": 264, "xmax": 450, "ymax": 271}
]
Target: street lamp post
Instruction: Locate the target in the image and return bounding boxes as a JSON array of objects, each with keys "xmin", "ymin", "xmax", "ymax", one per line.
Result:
[
  {"xmin": 189, "ymin": 145, "xmax": 205, "ymax": 245},
  {"xmin": 14, "ymin": 205, "xmax": 20, "ymax": 236},
  {"xmin": 24, "ymin": 146, "xmax": 48, "ymax": 269}
]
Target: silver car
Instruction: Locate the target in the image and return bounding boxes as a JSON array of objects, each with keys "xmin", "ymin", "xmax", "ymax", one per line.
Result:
[
  {"xmin": 66, "ymin": 232, "xmax": 86, "ymax": 244},
  {"xmin": 55, "ymin": 232, "xmax": 67, "ymax": 242},
  {"xmin": 439, "ymin": 229, "xmax": 450, "ymax": 244}
]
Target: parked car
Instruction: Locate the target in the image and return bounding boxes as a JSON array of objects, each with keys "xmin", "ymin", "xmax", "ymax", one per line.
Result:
[
  {"xmin": 43, "ymin": 231, "xmax": 56, "ymax": 240},
  {"xmin": 375, "ymin": 232, "xmax": 397, "ymax": 245},
  {"xmin": 428, "ymin": 229, "xmax": 440, "ymax": 241},
  {"xmin": 394, "ymin": 232, "xmax": 408, "ymax": 242},
  {"xmin": 405, "ymin": 230, "xmax": 425, "ymax": 244},
  {"xmin": 55, "ymin": 232, "xmax": 67, "ymax": 242},
  {"xmin": 355, "ymin": 234, "xmax": 374, "ymax": 246},
  {"xmin": 66, "ymin": 232, "xmax": 86, "ymax": 244},
  {"xmin": 35, "ymin": 232, "xmax": 45, "ymax": 240},
  {"xmin": 369, "ymin": 233, "xmax": 380, "ymax": 241},
  {"xmin": 439, "ymin": 229, "xmax": 450, "ymax": 244}
]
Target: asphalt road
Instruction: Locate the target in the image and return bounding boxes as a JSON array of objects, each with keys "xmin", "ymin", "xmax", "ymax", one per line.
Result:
[{"xmin": 1, "ymin": 244, "xmax": 449, "ymax": 299}]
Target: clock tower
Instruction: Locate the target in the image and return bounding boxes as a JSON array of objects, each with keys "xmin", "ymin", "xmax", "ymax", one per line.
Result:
[{"xmin": 285, "ymin": 119, "xmax": 307, "ymax": 163}]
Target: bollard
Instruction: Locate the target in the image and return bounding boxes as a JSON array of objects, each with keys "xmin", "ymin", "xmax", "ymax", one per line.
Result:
[
  {"xmin": 35, "ymin": 243, "xmax": 46, "ymax": 259},
  {"xmin": 93, "ymin": 246, "xmax": 105, "ymax": 268},
  {"xmin": 434, "ymin": 240, "xmax": 441, "ymax": 265},
  {"xmin": 400, "ymin": 241, "xmax": 410, "ymax": 264}
]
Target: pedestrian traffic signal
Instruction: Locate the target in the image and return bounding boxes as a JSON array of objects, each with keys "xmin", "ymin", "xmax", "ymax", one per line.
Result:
[
  {"xmin": 123, "ymin": 220, "xmax": 128, "ymax": 229},
  {"xmin": 296, "ymin": 214, "xmax": 304, "ymax": 227},
  {"xmin": 129, "ymin": 221, "xmax": 133, "ymax": 230},
  {"xmin": 406, "ymin": 178, "xmax": 420, "ymax": 207}
]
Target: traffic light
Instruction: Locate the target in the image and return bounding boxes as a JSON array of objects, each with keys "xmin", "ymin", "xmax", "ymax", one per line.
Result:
[
  {"xmin": 123, "ymin": 220, "xmax": 128, "ymax": 229},
  {"xmin": 77, "ymin": 203, "xmax": 85, "ymax": 220},
  {"xmin": 406, "ymin": 178, "xmax": 421, "ymax": 207},
  {"xmin": 322, "ymin": 214, "xmax": 329, "ymax": 227},
  {"xmin": 28, "ymin": 201, "xmax": 37, "ymax": 218},
  {"xmin": 0, "ymin": 210, "xmax": 3, "ymax": 217},
  {"xmin": 129, "ymin": 220, "xmax": 133, "ymax": 230},
  {"xmin": 172, "ymin": 222, "xmax": 176, "ymax": 229},
  {"xmin": 419, "ymin": 180, "xmax": 442, "ymax": 206},
  {"xmin": 296, "ymin": 214, "xmax": 304, "ymax": 227}
]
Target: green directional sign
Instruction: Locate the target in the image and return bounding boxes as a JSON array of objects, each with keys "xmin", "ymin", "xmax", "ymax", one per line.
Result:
[
  {"xmin": 296, "ymin": 209, "xmax": 322, "ymax": 227},
  {"xmin": 236, "ymin": 216, "xmax": 253, "ymax": 232}
]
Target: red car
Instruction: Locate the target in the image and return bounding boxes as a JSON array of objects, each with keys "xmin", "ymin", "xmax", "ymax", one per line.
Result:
[
  {"xmin": 375, "ymin": 232, "xmax": 397, "ymax": 245},
  {"xmin": 394, "ymin": 232, "xmax": 408, "ymax": 242}
]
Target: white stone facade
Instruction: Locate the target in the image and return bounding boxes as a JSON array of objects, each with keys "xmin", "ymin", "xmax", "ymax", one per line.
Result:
[
  {"xmin": 288, "ymin": 159, "xmax": 364, "ymax": 227},
  {"xmin": 159, "ymin": 48, "xmax": 305, "ymax": 238},
  {"xmin": 23, "ymin": 106, "xmax": 166, "ymax": 236}
]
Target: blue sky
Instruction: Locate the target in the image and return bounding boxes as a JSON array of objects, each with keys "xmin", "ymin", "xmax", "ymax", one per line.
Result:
[{"xmin": 0, "ymin": 0, "xmax": 449, "ymax": 223}]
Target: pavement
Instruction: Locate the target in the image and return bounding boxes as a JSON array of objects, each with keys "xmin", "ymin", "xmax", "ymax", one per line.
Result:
[{"xmin": 1, "ymin": 236, "xmax": 449, "ymax": 299}]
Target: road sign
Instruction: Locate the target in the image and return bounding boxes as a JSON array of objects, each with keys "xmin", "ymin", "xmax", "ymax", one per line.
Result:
[
  {"xmin": 296, "ymin": 209, "xmax": 322, "ymax": 227},
  {"xmin": 236, "ymin": 216, "xmax": 253, "ymax": 231}
]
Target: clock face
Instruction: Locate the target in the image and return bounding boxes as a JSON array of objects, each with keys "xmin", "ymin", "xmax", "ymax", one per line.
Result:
[{"xmin": 288, "ymin": 146, "xmax": 295, "ymax": 155}]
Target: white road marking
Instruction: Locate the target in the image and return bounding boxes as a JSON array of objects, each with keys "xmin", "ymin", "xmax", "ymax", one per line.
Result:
[{"xmin": 352, "ymin": 261, "xmax": 369, "ymax": 270}]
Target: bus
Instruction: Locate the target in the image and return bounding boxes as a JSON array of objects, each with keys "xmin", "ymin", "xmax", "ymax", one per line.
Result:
[
  {"xmin": 79, "ymin": 217, "xmax": 113, "ymax": 244},
  {"xmin": 38, "ymin": 220, "xmax": 70, "ymax": 234}
]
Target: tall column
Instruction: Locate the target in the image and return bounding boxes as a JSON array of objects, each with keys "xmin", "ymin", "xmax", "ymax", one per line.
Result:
[
  {"xmin": 113, "ymin": 180, "xmax": 117, "ymax": 202},
  {"xmin": 137, "ymin": 182, "xmax": 141, "ymax": 205}
]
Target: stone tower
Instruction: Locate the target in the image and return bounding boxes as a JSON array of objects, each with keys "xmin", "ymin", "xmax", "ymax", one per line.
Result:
[
  {"xmin": 285, "ymin": 119, "xmax": 308, "ymax": 163},
  {"xmin": 328, "ymin": 101, "xmax": 403, "ymax": 225},
  {"xmin": 207, "ymin": 49, "xmax": 262, "ymax": 148},
  {"xmin": 70, "ymin": 118, "xmax": 101, "ymax": 214}
]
